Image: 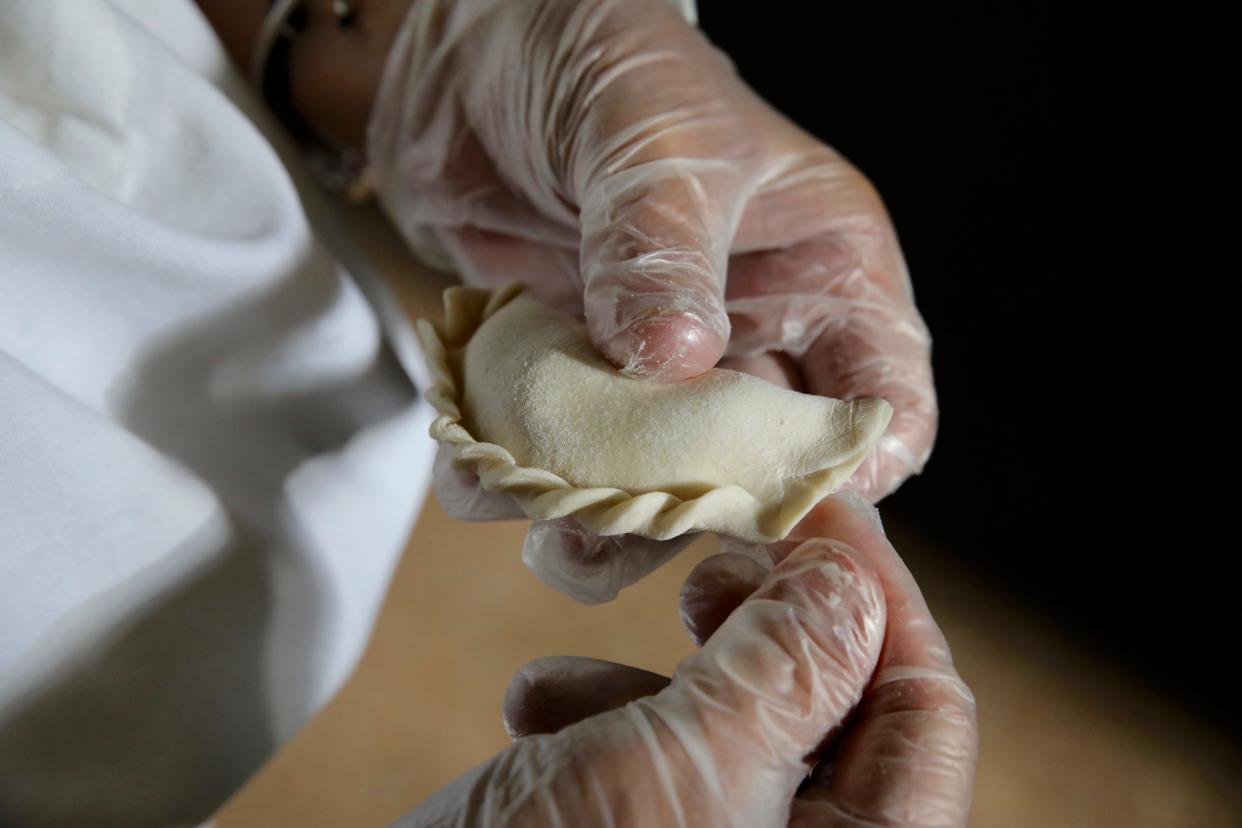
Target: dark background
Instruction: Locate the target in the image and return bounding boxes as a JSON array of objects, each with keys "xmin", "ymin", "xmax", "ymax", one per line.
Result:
[{"xmin": 699, "ymin": 6, "xmax": 1236, "ymax": 730}]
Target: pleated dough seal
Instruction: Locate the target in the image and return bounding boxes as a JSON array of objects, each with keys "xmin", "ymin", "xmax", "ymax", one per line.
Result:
[{"xmin": 416, "ymin": 284, "xmax": 892, "ymax": 542}]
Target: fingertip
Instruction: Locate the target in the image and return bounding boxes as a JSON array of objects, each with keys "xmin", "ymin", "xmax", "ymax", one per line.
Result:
[
  {"xmin": 768, "ymin": 537, "xmax": 886, "ymax": 633},
  {"xmin": 751, "ymin": 537, "xmax": 888, "ymax": 682},
  {"xmin": 669, "ymin": 535, "xmax": 887, "ymax": 766},
  {"xmin": 790, "ymin": 492, "xmax": 887, "ymax": 546},
  {"xmin": 794, "ymin": 496, "xmax": 955, "ymax": 675},
  {"xmin": 598, "ymin": 313, "xmax": 727, "ymax": 381},
  {"xmin": 522, "ymin": 520, "xmax": 694, "ymax": 604},
  {"xmin": 503, "ymin": 656, "xmax": 671, "ymax": 738},
  {"xmin": 832, "ymin": 490, "xmax": 885, "ymax": 530},
  {"xmin": 522, "ymin": 521, "xmax": 622, "ymax": 605},
  {"xmin": 679, "ymin": 552, "xmax": 768, "ymax": 645},
  {"xmin": 502, "ymin": 656, "xmax": 586, "ymax": 738},
  {"xmin": 432, "ymin": 446, "xmax": 527, "ymax": 521}
]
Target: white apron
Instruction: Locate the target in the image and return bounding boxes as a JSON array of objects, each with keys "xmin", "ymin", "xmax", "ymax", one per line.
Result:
[{"xmin": 0, "ymin": 1, "xmax": 433, "ymax": 823}]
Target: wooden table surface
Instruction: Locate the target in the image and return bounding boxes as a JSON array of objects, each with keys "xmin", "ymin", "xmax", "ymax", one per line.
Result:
[{"xmin": 213, "ymin": 208, "xmax": 1242, "ymax": 828}]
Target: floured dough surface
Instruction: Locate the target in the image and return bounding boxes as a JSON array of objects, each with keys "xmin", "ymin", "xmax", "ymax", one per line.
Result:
[{"xmin": 420, "ymin": 286, "xmax": 892, "ymax": 542}]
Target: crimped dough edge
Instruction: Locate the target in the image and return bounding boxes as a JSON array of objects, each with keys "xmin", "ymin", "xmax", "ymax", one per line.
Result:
[{"xmin": 415, "ymin": 283, "xmax": 886, "ymax": 542}]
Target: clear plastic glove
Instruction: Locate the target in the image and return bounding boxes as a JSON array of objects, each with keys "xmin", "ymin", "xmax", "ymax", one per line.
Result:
[
  {"xmin": 388, "ymin": 494, "xmax": 977, "ymax": 827},
  {"xmin": 370, "ymin": 0, "xmax": 937, "ymax": 600}
]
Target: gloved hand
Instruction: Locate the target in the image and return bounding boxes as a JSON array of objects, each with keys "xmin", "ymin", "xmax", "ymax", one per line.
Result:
[
  {"xmin": 388, "ymin": 494, "xmax": 977, "ymax": 827},
  {"xmin": 370, "ymin": 0, "xmax": 937, "ymax": 601}
]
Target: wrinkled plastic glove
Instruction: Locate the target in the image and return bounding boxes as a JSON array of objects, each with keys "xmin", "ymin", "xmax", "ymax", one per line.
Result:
[
  {"xmin": 387, "ymin": 494, "xmax": 977, "ymax": 827},
  {"xmin": 370, "ymin": 0, "xmax": 937, "ymax": 601}
]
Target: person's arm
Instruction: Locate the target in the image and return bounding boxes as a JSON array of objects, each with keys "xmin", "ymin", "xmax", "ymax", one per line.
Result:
[{"xmin": 193, "ymin": 0, "xmax": 408, "ymax": 149}]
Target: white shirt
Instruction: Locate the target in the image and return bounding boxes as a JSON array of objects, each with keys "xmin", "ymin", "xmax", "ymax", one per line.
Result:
[{"xmin": 0, "ymin": 1, "xmax": 433, "ymax": 822}]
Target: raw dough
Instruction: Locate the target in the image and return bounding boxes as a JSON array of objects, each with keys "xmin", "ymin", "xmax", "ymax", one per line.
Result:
[{"xmin": 418, "ymin": 284, "xmax": 892, "ymax": 542}]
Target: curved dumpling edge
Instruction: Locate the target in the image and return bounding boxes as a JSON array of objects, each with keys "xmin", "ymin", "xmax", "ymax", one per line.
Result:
[{"xmin": 415, "ymin": 283, "xmax": 890, "ymax": 542}]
